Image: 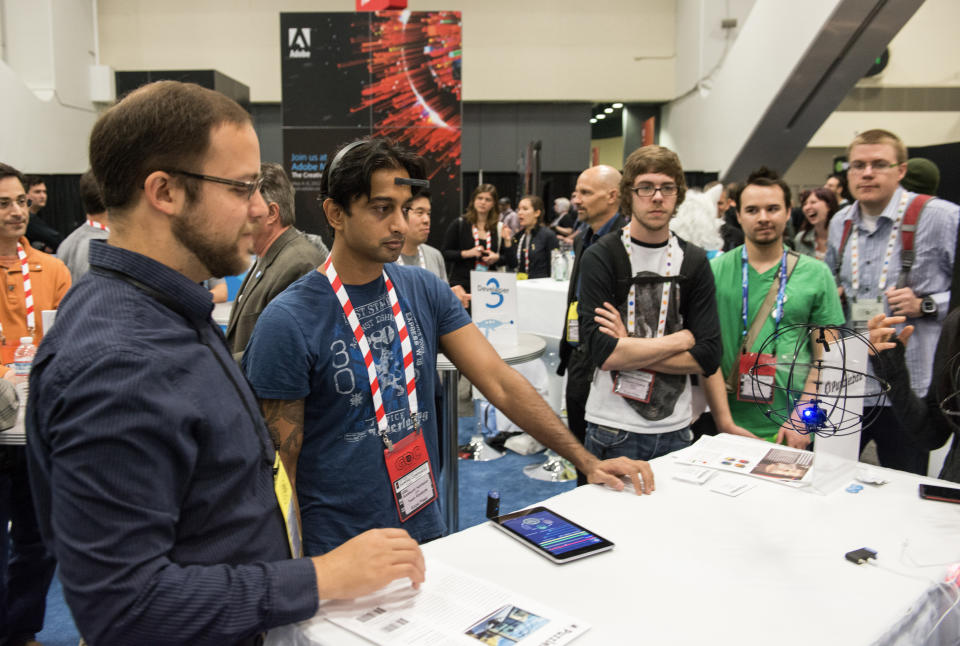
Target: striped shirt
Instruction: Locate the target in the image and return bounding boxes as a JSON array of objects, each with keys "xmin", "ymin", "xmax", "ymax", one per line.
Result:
[{"xmin": 825, "ymin": 187, "xmax": 958, "ymax": 403}]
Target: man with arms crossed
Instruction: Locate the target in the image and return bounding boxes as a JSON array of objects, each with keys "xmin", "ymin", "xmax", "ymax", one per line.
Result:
[
  {"xmin": 226, "ymin": 161, "xmax": 326, "ymax": 356},
  {"xmin": 578, "ymin": 146, "xmax": 721, "ymax": 461},
  {"xmin": 242, "ymin": 138, "xmax": 654, "ymax": 556},
  {"xmin": 825, "ymin": 128, "xmax": 957, "ymax": 474},
  {"xmin": 556, "ymin": 164, "xmax": 625, "ymax": 484},
  {"xmin": 703, "ymin": 168, "xmax": 844, "ymax": 447},
  {"xmin": 26, "ymin": 82, "xmax": 424, "ymax": 646}
]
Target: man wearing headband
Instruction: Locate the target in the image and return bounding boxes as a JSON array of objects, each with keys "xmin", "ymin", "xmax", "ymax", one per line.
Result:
[{"xmin": 243, "ymin": 137, "xmax": 655, "ymax": 556}]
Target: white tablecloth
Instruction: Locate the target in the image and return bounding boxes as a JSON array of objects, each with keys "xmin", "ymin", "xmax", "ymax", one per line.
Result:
[{"xmin": 269, "ymin": 438, "xmax": 960, "ymax": 645}]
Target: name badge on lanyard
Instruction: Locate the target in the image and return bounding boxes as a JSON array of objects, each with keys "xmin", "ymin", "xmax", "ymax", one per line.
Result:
[
  {"xmin": 847, "ymin": 192, "xmax": 908, "ymax": 331},
  {"xmin": 735, "ymin": 248, "xmax": 788, "ymax": 404},
  {"xmin": 322, "ymin": 256, "xmax": 438, "ymax": 523}
]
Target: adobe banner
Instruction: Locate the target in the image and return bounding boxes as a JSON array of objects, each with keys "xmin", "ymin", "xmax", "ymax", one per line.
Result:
[{"xmin": 281, "ymin": 12, "xmax": 462, "ymax": 246}]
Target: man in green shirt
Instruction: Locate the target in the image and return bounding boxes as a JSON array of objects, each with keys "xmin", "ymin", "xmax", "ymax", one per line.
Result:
[{"xmin": 703, "ymin": 168, "xmax": 844, "ymax": 446}]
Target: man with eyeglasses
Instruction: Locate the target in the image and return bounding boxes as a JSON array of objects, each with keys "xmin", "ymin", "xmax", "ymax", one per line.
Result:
[
  {"xmin": 576, "ymin": 145, "xmax": 721, "ymax": 463},
  {"xmin": 26, "ymin": 82, "xmax": 428, "ymax": 646},
  {"xmin": 396, "ymin": 190, "xmax": 468, "ymax": 308},
  {"xmin": 825, "ymin": 128, "xmax": 958, "ymax": 475},
  {"xmin": 225, "ymin": 162, "xmax": 327, "ymax": 357},
  {"xmin": 0, "ymin": 163, "xmax": 68, "ymax": 646}
]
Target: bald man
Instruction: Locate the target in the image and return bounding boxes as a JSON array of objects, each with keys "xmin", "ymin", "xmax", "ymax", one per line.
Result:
[{"xmin": 557, "ymin": 164, "xmax": 625, "ymax": 485}]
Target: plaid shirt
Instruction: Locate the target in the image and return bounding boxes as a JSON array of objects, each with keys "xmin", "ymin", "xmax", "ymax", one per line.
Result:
[{"xmin": 826, "ymin": 187, "xmax": 959, "ymax": 403}]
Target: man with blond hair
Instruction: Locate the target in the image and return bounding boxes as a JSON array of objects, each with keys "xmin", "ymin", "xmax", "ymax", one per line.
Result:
[{"xmin": 825, "ymin": 128, "xmax": 958, "ymax": 474}]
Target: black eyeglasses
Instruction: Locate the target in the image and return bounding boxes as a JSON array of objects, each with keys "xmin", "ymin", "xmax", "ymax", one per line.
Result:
[
  {"xmin": 166, "ymin": 169, "xmax": 263, "ymax": 201},
  {"xmin": 630, "ymin": 183, "xmax": 678, "ymax": 198},
  {"xmin": 0, "ymin": 196, "xmax": 31, "ymax": 211}
]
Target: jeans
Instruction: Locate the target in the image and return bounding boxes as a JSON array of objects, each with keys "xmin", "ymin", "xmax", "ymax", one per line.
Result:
[
  {"xmin": 585, "ymin": 423, "xmax": 693, "ymax": 462},
  {"xmin": 1, "ymin": 446, "xmax": 57, "ymax": 646}
]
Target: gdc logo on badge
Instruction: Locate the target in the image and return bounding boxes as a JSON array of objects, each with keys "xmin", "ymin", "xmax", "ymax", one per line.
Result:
[{"xmin": 288, "ymin": 27, "xmax": 311, "ymax": 59}]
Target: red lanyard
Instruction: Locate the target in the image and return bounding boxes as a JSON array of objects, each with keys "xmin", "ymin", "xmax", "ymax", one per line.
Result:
[
  {"xmin": 472, "ymin": 225, "xmax": 491, "ymax": 251},
  {"xmin": 16, "ymin": 243, "xmax": 34, "ymax": 332},
  {"xmin": 322, "ymin": 256, "xmax": 418, "ymax": 450},
  {"xmin": 87, "ymin": 219, "xmax": 109, "ymax": 232}
]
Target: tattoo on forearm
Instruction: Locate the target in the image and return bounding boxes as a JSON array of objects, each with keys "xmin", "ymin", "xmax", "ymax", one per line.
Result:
[{"xmin": 260, "ymin": 399, "xmax": 305, "ymax": 456}]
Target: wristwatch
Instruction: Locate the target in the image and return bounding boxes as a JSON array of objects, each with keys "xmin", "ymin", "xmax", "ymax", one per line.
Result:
[{"xmin": 921, "ymin": 296, "xmax": 938, "ymax": 318}]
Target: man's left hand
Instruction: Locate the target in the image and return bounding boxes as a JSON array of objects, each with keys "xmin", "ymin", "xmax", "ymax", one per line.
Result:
[
  {"xmin": 884, "ymin": 287, "xmax": 922, "ymax": 318},
  {"xmin": 586, "ymin": 456, "xmax": 655, "ymax": 495},
  {"xmin": 775, "ymin": 422, "xmax": 811, "ymax": 450}
]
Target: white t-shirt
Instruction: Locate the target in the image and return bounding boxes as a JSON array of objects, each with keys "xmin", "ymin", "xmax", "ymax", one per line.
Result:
[{"xmin": 584, "ymin": 238, "xmax": 693, "ymax": 434}]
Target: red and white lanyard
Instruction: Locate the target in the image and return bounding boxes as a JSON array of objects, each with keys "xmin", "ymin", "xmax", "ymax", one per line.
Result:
[
  {"xmin": 396, "ymin": 246, "xmax": 425, "ymax": 269},
  {"xmin": 472, "ymin": 225, "xmax": 491, "ymax": 252},
  {"xmin": 517, "ymin": 232, "xmax": 531, "ymax": 274},
  {"xmin": 16, "ymin": 243, "xmax": 34, "ymax": 333},
  {"xmin": 322, "ymin": 256, "xmax": 418, "ymax": 450},
  {"xmin": 621, "ymin": 227, "xmax": 676, "ymax": 338},
  {"xmin": 849, "ymin": 192, "xmax": 908, "ymax": 294},
  {"xmin": 87, "ymin": 219, "xmax": 109, "ymax": 232}
]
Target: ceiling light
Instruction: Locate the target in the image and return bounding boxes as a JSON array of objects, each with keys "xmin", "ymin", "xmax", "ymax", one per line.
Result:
[
  {"xmin": 596, "ymin": 114, "xmax": 606, "ymax": 120},
  {"xmin": 612, "ymin": 102, "xmax": 623, "ymax": 109},
  {"xmin": 604, "ymin": 107, "xmax": 613, "ymax": 114},
  {"xmin": 589, "ymin": 118, "xmax": 597, "ymax": 123}
]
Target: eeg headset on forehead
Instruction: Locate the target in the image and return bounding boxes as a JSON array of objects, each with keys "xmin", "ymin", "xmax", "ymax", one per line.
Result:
[{"xmin": 325, "ymin": 139, "xmax": 430, "ymax": 195}]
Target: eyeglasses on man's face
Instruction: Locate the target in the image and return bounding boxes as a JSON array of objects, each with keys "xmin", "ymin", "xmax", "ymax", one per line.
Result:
[
  {"xmin": 847, "ymin": 160, "xmax": 902, "ymax": 174},
  {"xmin": 166, "ymin": 169, "xmax": 264, "ymax": 201},
  {"xmin": 630, "ymin": 183, "xmax": 678, "ymax": 198},
  {"xmin": 0, "ymin": 196, "xmax": 31, "ymax": 211}
]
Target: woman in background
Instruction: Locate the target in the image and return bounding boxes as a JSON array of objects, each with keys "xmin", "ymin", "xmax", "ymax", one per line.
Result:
[
  {"xmin": 443, "ymin": 183, "xmax": 502, "ymax": 294},
  {"xmin": 794, "ymin": 188, "xmax": 838, "ymax": 261},
  {"xmin": 502, "ymin": 195, "xmax": 559, "ymax": 279}
]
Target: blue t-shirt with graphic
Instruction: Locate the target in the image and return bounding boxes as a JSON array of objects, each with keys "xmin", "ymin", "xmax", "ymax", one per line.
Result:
[{"xmin": 243, "ymin": 264, "xmax": 471, "ymax": 555}]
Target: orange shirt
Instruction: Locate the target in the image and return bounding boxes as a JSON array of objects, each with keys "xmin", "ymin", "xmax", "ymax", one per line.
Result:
[{"xmin": 0, "ymin": 237, "xmax": 72, "ymax": 364}]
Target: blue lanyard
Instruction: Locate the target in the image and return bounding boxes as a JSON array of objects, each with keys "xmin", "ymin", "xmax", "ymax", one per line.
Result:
[{"xmin": 741, "ymin": 246, "xmax": 789, "ymax": 344}]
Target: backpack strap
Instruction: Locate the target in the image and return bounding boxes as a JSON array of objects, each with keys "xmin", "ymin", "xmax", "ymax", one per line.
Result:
[
  {"xmin": 895, "ymin": 194, "xmax": 932, "ymax": 289},
  {"xmin": 834, "ymin": 219, "xmax": 854, "ymax": 277}
]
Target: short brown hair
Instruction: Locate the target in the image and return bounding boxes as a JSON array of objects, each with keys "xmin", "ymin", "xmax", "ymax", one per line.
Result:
[
  {"xmin": 89, "ymin": 80, "xmax": 251, "ymax": 214},
  {"xmin": 847, "ymin": 129, "xmax": 907, "ymax": 164},
  {"xmin": 0, "ymin": 163, "xmax": 25, "ymax": 188},
  {"xmin": 619, "ymin": 146, "xmax": 687, "ymax": 218},
  {"xmin": 79, "ymin": 170, "xmax": 105, "ymax": 215},
  {"xmin": 520, "ymin": 194, "xmax": 545, "ymax": 226}
]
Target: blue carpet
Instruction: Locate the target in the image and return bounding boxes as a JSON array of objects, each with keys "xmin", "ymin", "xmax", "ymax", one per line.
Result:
[
  {"xmin": 454, "ymin": 415, "xmax": 576, "ymax": 530},
  {"xmin": 33, "ymin": 415, "xmax": 575, "ymax": 642}
]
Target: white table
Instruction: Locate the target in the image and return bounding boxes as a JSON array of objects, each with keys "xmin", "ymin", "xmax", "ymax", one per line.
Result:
[
  {"xmin": 516, "ymin": 277, "xmax": 568, "ymax": 338},
  {"xmin": 271, "ymin": 437, "xmax": 960, "ymax": 645},
  {"xmin": 436, "ymin": 332, "xmax": 546, "ymax": 533}
]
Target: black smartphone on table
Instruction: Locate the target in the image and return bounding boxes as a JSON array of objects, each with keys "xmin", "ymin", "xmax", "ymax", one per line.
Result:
[{"xmin": 918, "ymin": 484, "xmax": 960, "ymax": 504}]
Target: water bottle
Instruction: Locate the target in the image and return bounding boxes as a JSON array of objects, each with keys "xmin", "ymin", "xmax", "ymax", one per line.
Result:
[
  {"xmin": 13, "ymin": 336, "xmax": 36, "ymax": 402},
  {"xmin": 551, "ymin": 249, "xmax": 568, "ymax": 281}
]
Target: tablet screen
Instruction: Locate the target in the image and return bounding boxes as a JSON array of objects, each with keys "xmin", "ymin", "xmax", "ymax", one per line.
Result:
[{"xmin": 499, "ymin": 508, "xmax": 610, "ymax": 558}]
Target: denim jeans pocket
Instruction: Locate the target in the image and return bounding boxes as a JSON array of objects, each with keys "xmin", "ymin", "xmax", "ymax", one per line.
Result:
[{"xmin": 588, "ymin": 425, "xmax": 630, "ymax": 450}]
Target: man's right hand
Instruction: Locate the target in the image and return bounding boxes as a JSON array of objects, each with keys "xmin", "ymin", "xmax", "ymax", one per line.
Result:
[
  {"xmin": 311, "ymin": 528, "xmax": 426, "ymax": 600},
  {"xmin": 867, "ymin": 313, "xmax": 914, "ymax": 355}
]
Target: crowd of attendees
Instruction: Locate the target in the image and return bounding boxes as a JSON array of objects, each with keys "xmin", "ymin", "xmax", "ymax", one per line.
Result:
[{"xmin": 0, "ymin": 78, "xmax": 958, "ymax": 646}]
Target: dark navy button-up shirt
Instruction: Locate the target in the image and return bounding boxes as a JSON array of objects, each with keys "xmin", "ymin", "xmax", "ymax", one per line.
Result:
[{"xmin": 26, "ymin": 241, "xmax": 318, "ymax": 645}]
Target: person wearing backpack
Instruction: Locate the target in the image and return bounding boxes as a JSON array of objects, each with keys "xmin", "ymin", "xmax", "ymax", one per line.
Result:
[
  {"xmin": 577, "ymin": 146, "xmax": 721, "ymax": 462},
  {"xmin": 824, "ymin": 128, "xmax": 959, "ymax": 475}
]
